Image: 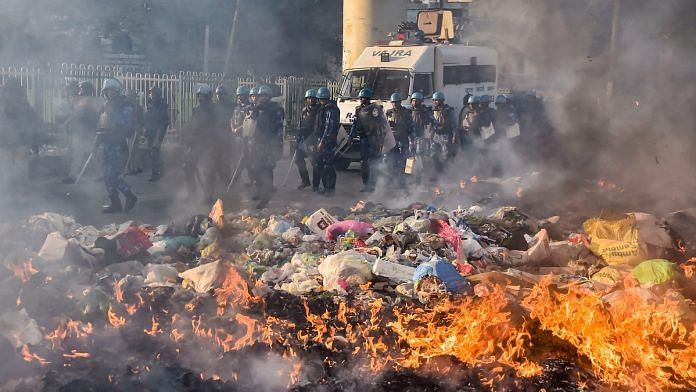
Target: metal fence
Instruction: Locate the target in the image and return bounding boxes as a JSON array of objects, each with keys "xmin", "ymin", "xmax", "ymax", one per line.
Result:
[{"xmin": 0, "ymin": 64, "xmax": 339, "ymax": 143}]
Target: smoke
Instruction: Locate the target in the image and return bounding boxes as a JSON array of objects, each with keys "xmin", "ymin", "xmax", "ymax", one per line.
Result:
[{"xmin": 460, "ymin": 0, "xmax": 696, "ymax": 214}]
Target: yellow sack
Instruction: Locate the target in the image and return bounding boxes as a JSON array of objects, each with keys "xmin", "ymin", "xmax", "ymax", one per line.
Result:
[{"xmin": 583, "ymin": 213, "xmax": 645, "ymax": 266}]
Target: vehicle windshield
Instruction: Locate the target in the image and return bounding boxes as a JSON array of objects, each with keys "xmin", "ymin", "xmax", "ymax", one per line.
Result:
[{"xmin": 340, "ymin": 69, "xmax": 411, "ymax": 100}]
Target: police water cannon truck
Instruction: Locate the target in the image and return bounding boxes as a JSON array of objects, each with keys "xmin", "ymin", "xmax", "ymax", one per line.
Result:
[{"xmin": 334, "ymin": 9, "xmax": 498, "ymax": 168}]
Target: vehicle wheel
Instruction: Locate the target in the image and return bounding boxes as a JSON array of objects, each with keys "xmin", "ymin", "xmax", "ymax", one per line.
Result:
[{"xmin": 334, "ymin": 158, "xmax": 351, "ymax": 171}]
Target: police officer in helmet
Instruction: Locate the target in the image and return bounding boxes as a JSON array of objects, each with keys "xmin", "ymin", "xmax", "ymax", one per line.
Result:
[
  {"xmin": 349, "ymin": 88, "xmax": 387, "ymax": 193},
  {"xmin": 410, "ymin": 91, "xmax": 434, "ymax": 159},
  {"xmin": 246, "ymin": 85, "xmax": 284, "ymax": 208},
  {"xmin": 97, "ymin": 78, "xmax": 138, "ymax": 213},
  {"xmin": 182, "ymin": 83, "xmax": 229, "ymax": 203},
  {"xmin": 386, "ymin": 92, "xmax": 414, "ymax": 186},
  {"xmin": 143, "ymin": 85, "xmax": 170, "ymax": 182},
  {"xmin": 430, "ymin": 91, "xmax": 456, "ymax": 179},
  {"xmin": 294, "ymin": 89, "xmax": 319, "ymax": 189},
  {"xmin": 313, "ymin": 86, "xmax": 340, "ymax": 195}
]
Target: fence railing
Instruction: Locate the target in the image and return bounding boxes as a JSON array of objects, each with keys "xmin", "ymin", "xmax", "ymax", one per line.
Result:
[{"xmin": 0, "ymin": 64, "xmax": 339, "ymax": 143}]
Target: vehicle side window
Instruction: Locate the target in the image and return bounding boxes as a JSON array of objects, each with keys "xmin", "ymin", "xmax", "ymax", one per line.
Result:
[
  {"xmin": 443, "ymin": 65, "xmax": 496, "ymax": 84},
  {"xmin": 413, "ymin": 74, "xmax": 433, "ymax": 96}
]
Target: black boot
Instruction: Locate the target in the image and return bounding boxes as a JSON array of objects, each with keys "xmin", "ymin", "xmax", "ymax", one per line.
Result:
[
  {"xmin": 102, "ymin": 195, "xmax": 123, "ymax": 213},
  {"xmin": 123, "ymin": 191, "xmax": 138, "ymax": 212}
]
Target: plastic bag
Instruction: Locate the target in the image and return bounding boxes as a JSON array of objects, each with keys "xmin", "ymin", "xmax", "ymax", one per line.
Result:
[
  {"xmin": 583, "ymin": 214, "xmax": 645, "ymax": 265},
  {"xmin": 413, "ymin": 256, "xmax": 472, "ymax": 295},
  {"xmin": 326, "ymin": 221, "xmax": 375, "ymax": 241},
  {"xmin": 209, "ymin": 199, "xmax": 225, "ymax": 230},
  {"xmin": 631, "ymin": 259, "xmax": 677, "ymax": 286},
  {"xmin": 318, "ymin": 250, "xmax": 373, "ymax": 293}
]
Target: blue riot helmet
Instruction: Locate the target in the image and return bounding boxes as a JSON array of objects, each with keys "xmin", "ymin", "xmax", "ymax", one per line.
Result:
[
  {"xmin": 305, "ymin": 89, "xmax": 317, "ymax": 99},
  {"xmin": 480, "ymin": 94, "xmax": 492, "ymax": 104},
  {"xmin": 358, "ymin": 88, "xmax": 373, "ymax": 99},
  {"xmin": 389, "ymin": 93, "xmax": 403, "ymax": 103},
  {"xmin": 410, "ymin": 92, "xmax": 424, "ymax": 101},
  {"xmin": 236, "ymin": 85, "xmax": 250, "ymax": 96},
  {"xmin": 101, "ymin": 78, "xmax": 123, "ymax": 98},
  {"xmin": 257, "ymin": 85, "xmax": 273, "ymax": 96},
  {"xmin": 249, "ymin": 86, "xmax": 260, "ymax": 96},
  {"xmin": 432, "ymin": 91, "xmax": 445, "ymax": 101},
  {"xmin": 467, "ymin": 95, "xmax": 480, "ymax": 104},
  {"xmin": 195, "ymin": 83, "xmax": 213, "ymax": 97},
  {"xmin": 495, "ymin": 94, "xmax": 508, "ymax": 105},
  {"xmin": 316, "ymin": 87, "xmax": 331, "ymax": 100}
]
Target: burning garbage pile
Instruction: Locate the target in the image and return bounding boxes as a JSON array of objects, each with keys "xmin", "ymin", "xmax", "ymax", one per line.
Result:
[{"xmin": 1, "ymin": 203, "xmax": 695, "ymax": 391}]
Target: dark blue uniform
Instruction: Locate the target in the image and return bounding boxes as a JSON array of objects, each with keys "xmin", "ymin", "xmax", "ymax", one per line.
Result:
[
  {"xmin": 295, "ymin": 103, "xmax": 319, "ymax": 187},
  {"xmin": 314, "ymin": 101, "xmax": 340, "ymax": 193},
  {"xmin": 98, "ymin": 95, "xmax": 135, "ymax": 199},
  {"xmin": 350, "ymin": 103, "xmax": 385, "ymax": 191},
  {"xmin": 143, "ymin": 98, "xmax": 169, "ymax": 179},
  {"xmin": 386, "ymin": 105, "xmax": 414, "ymax": 184},
  {"xmin": 248, "ymin": 100, "xmax": 284, "ymax": 207}
]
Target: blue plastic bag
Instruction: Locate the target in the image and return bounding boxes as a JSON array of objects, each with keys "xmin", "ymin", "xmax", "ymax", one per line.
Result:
[{"xmin": 413, "ymin": 256, "xmax": 473, "ymax": 295}]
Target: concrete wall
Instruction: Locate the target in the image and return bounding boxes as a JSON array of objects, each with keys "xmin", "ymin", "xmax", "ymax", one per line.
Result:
[{"xmin": 342, "ymin": 0, "xmax": 411, "ymax": 71}]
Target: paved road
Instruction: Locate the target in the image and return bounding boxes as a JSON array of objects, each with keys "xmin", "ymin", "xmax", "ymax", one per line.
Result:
[{"xmin": 0, "ymin": 157, "xmax": 466, "ymax": 227}]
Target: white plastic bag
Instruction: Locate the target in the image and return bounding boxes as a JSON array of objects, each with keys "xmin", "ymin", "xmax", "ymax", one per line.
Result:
[{"xmin": 318, "ymin": 250, "xmax": 373, "ymax": 293}]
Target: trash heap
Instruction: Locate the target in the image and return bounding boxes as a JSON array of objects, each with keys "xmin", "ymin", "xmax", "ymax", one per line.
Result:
[{"xmin": 1, "ymin": 202, "xmax": 695, "ymax": 391}]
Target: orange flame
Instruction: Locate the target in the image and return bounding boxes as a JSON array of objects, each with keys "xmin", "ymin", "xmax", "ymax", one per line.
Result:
[
  {"xmin": 108, "ymin": 305, "xmax": 126, "ymax": 327},
  {"xmin": 63, "ymin": 350, "xmax": 91, "ymax": 359},
  {"xmin": 214, "ymin": 265, "xmax": 257, "ymax": 316},
  {"xmin": 523, "ymin": 277, "xmax": 696, "ymax": 390},
  {"xmin": 144, "ymin": 316, "xmax": 161, "ymax": 336},
  {"xmin": 7, "ymin": 259, "xmax": 39, "ymax": 283},
  {"xmin": 21, "ymin": 345, "xmax": 50, "ymax": 365}
]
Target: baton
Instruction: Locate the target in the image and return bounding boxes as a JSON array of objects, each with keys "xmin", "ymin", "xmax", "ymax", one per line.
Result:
[
  {"xmin": 226, "ymin": 151, "xmax": 246, "ymax": 193},
  {"xmin": 282, "ymin": 148, "xmax": 299, "ymax": 187},
  {"xmin": 73, "ymin": 152, "xmax": 94, "ymax": 185},
  {"xmin": 122, "ymin": 135, "xmax": 138, "ymax": 177}
]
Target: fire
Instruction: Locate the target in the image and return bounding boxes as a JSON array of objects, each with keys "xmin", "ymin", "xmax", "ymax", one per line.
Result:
[
  {"xmin": 214, "ymin": 264, "xmax": 257, "ymax": 315},
  {"xmin": 63, "ymin": 350, "xmax": 91, "ymax": 359},
  {"xmin": 114, "ymin": 280, "xmax": 124, "ymax": 303},
  {"xmin": 233, "ymin": 313, "xmax": 259, "ymax": 350},
  {"xmin": 7, "ymin": 259, "xmax": 39, "ymax": 283},
  {"xmin": 46, "ymin": 319, "xmax": 93, "ymax": 349},
  {"xmin": 523, "ymin": 277, "xmax": 696, "ymax": 390},
  {"xmin": 459, "ymin": 179, "xmax": 466, "ymax": 189},
  {"xmin": 108, "ymin": 305, "xmax": 126, "ymax": 327},
  {"xmin": 470, "ymin": 175, "xmax": 478, "ymax": 183},
  {"xmin": 144, "ymin": 316, "xmax": 161, "ymax": 336},
  {"xmin": 350, "ymin": 200, "xmax": 366, "ymax": 212},
  {"xmin": 170, "ymin": 329, "xmax": 184, "ymax": 342},
  {"xmin": 21, "ymin": 344, "xmax": 50, "ymax": 365},
  {"xmin": 389, "ymin": 286, "xmax": 537, "ymax": 374}
]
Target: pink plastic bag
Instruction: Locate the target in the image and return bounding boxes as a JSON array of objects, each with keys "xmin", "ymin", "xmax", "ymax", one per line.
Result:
[
  {"xmin": 326, "ymin": 221, "xmax": 375, "ymax": 241},
  {"xmin": 430, "ymin": 219, "xmax": 460, "ymax": 252}
]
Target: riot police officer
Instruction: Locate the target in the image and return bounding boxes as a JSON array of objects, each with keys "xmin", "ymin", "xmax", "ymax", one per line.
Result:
[
  {"xmin": 385, "ymin": 92, "xmax": 414, "ymax": 185},
  {"xmin": 430, "ymin": 91, "xmax": 456, "ymax": 178},
  {"xmin": 63, "ymin": 81, "xmax": 101, "ymax": 183},
  {"xmin": 314, "ymin": 86, "xmax": 340, "ymax": 195},
  {"xmin": 230, "ymin": 86, "xmax": 251, "ymax": 185},
  {"xmin": 295, "ymin": 89, "xmax": 319, "ymax": 189},
  {"xmin": 492, "ymin": 94, "xmax": 518, "ymax": 139},
  {"xmin": 231, "ymin": 86, "xmax": 251, "ymax": 134},
  {"xmin": 182, "ymin": 84, "xmax": 229, "ymax": 203},
  {"xmin": 245, "ymin": 85, "xmax": 284, "ymax": 208},
  {"xmin": 143, "ymin": 86, "xmax": 170, "ymax": 182},
  {"xmin": 249, "ymin": 86, "xmax": 260, "ymax": 107},
  {"xmin": 97, "ymin": 78, "xmax": 138, "ymax": 213},
  {"xmin": 410, "ymin": 92, "xmax": 434, "ymax": 158},
  {"xmin": 349, "ymin": 88, "xmax": 387, "ymax": 193},
  {"xmin": 215, "ymin": 85, "xmax": 236, "ymax": 133}
]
